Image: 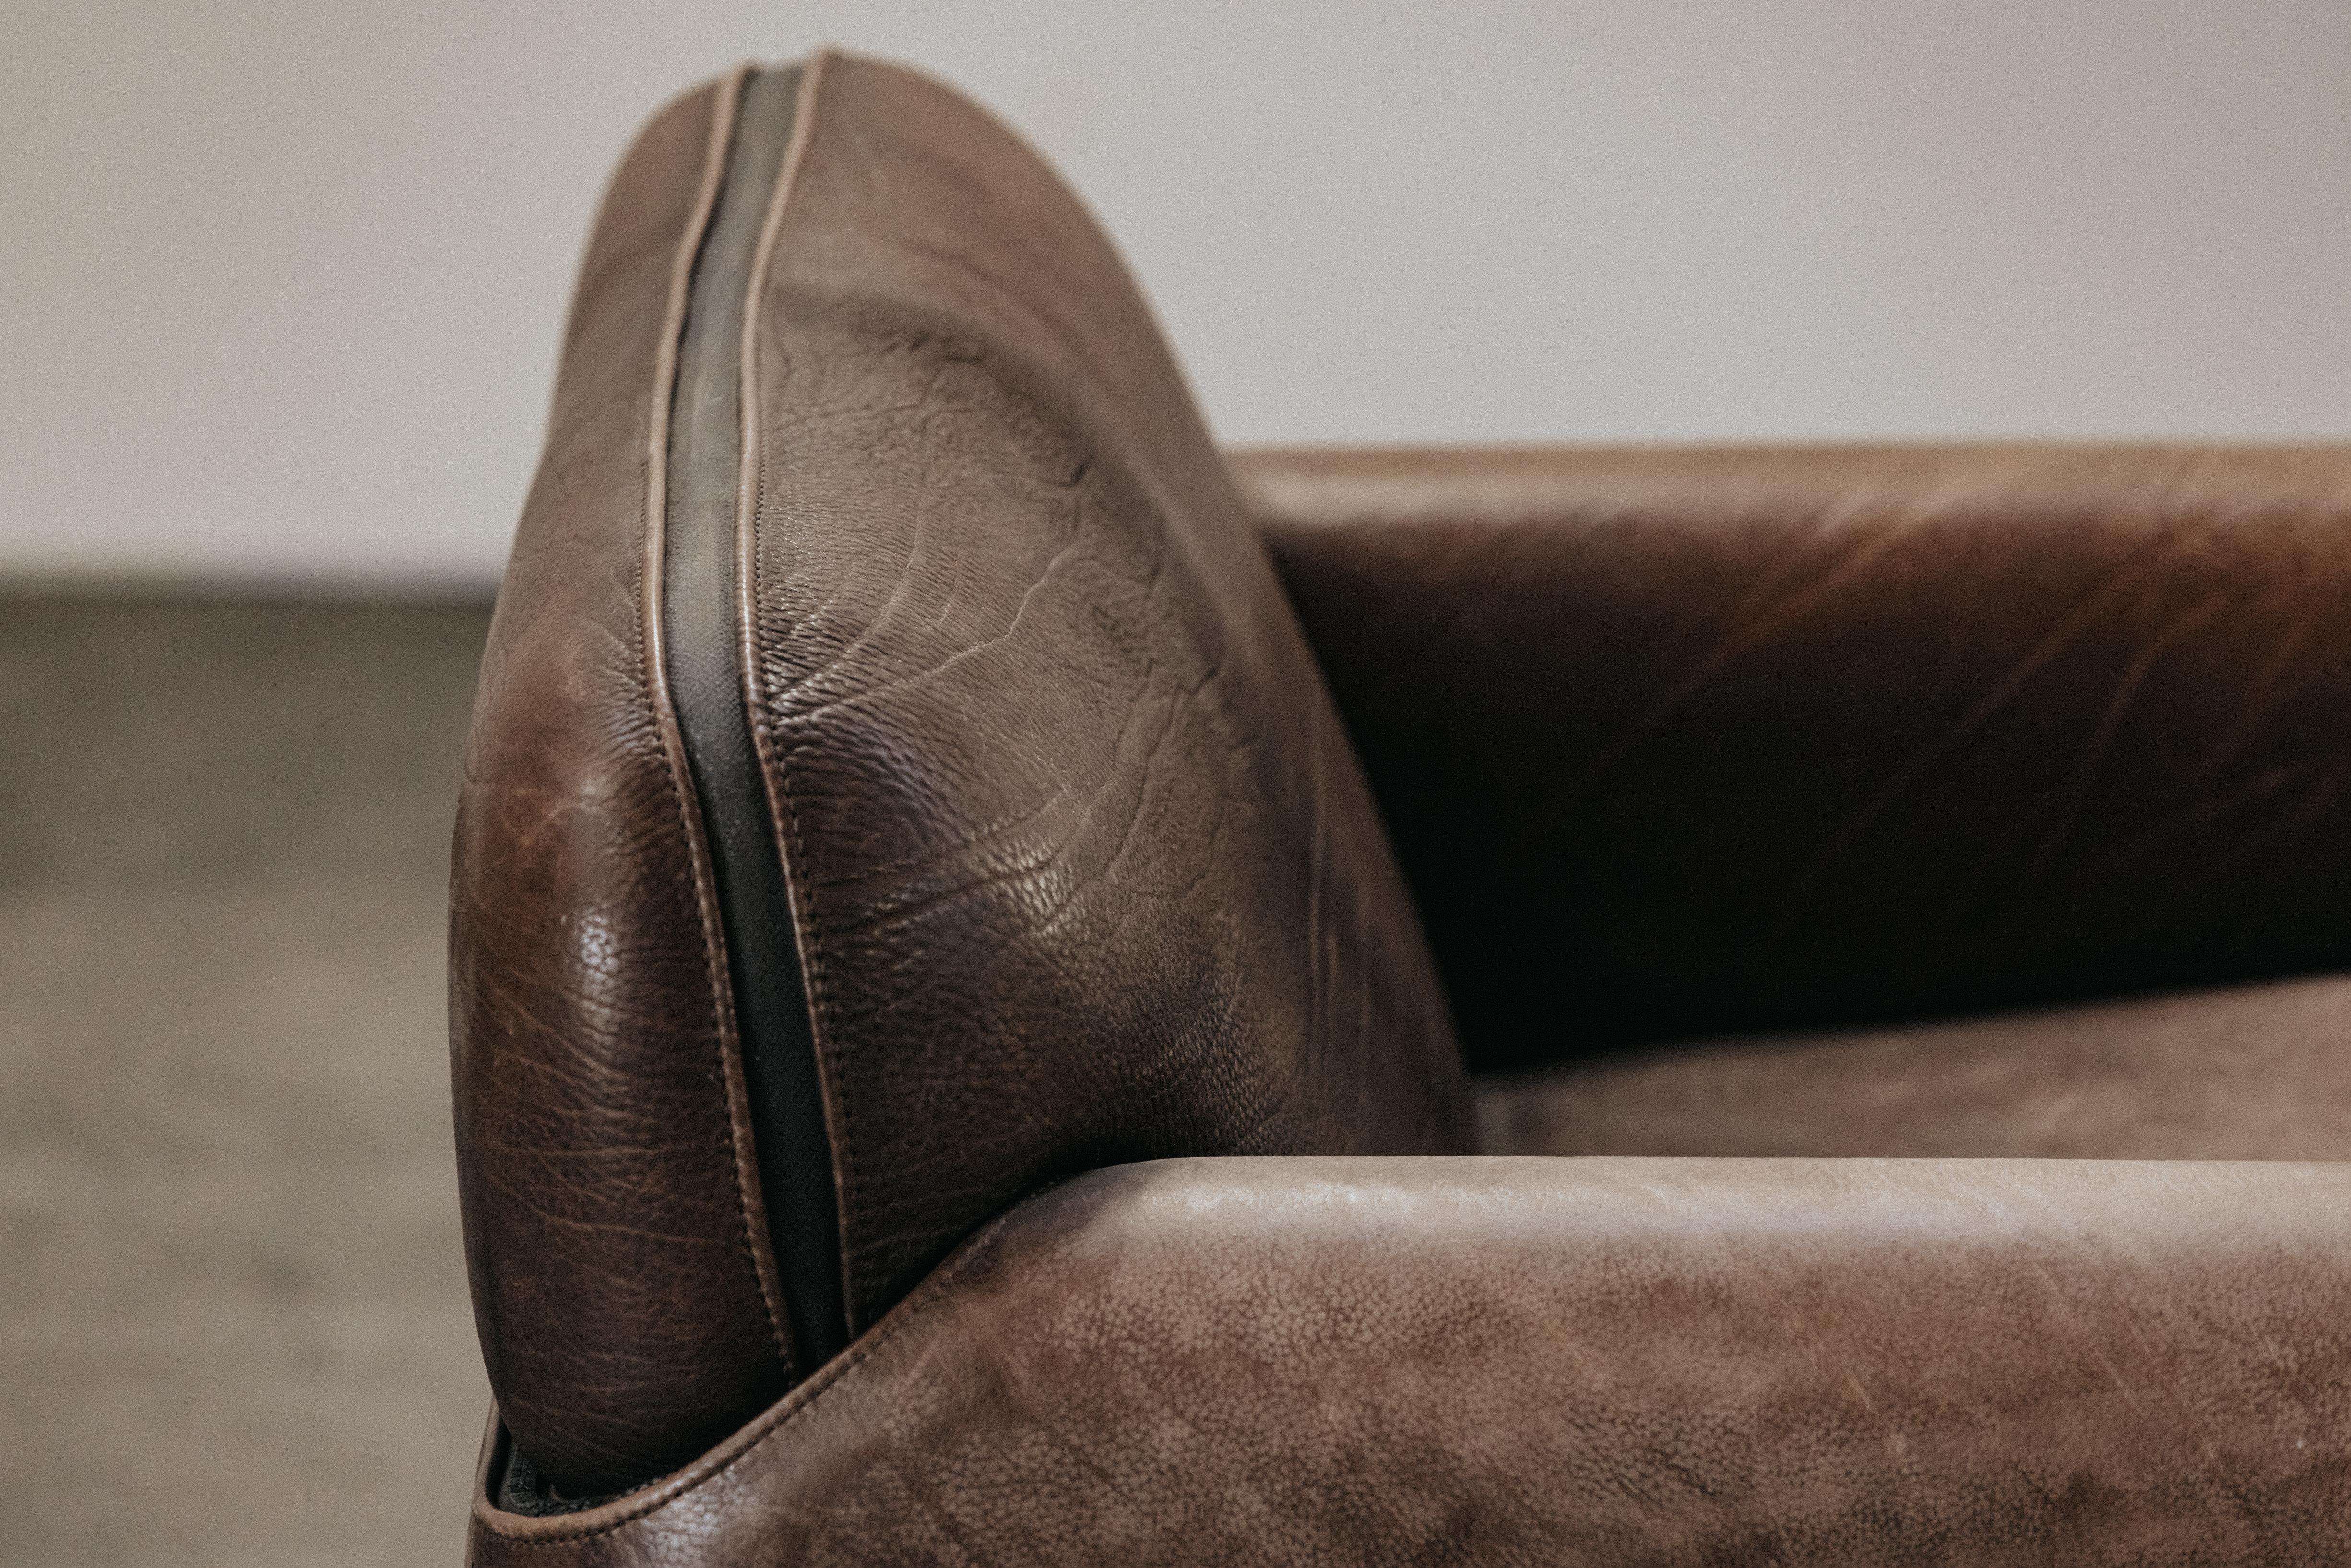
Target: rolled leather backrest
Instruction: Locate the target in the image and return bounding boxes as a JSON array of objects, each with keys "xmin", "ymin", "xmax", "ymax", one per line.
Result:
[{"xmin": 450, "ymin": 53, "xmax": 1472, "ymax": 1497}]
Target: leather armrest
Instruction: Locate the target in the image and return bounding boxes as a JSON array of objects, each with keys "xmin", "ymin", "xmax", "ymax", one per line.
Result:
[
  {"xmin": 472, "ymin": 1154, "xmax": 2351, "ymax": 1565},
  {"xmin": 1237, "ymin": 445, "xmax": 2351, "ymax": 1069}
]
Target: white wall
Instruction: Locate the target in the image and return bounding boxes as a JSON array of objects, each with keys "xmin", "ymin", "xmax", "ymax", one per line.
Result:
[{"xmin": 4, "ymin": 1, "xmax": 2347, "ymax": 582}]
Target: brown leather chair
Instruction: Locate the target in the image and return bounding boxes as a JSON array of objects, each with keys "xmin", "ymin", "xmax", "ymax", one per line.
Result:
[{"xmin": 451, "ymin": 52, "xmax": 2351, "ymax": 1564}]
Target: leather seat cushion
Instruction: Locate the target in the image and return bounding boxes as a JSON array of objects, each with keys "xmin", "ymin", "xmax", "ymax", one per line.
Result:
[{"xmin": 1478, "ymin": 973, "xmax": 2351, "ymax": 1160}]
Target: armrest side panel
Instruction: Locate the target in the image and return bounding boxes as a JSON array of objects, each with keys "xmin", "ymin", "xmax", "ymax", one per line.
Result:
[
  {"xmin": 470, "ymin": 1156, "xmax": 2351, "ymax": 1566},
  {"xmin": 1243, "ymin": 445, "xmax": 2351, "ymax": 1069}
]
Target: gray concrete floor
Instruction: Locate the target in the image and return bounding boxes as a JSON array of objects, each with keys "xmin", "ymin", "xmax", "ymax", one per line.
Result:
[{"xmin": 1, "ymin": 594, "xmax": 495, "ymax": 1567}]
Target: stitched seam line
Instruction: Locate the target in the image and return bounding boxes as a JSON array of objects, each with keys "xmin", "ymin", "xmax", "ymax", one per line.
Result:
[
  {"xmin": 469, "ymin": 1180, "xmax": 1053, "ymax": 1548},
  {"xmin": 638, "ymin": 64, "xmax": 795, "ymax": 1372},
  {"xmin": 731, "ymin": 49, "xmax": 871, "ymax": 1336}
]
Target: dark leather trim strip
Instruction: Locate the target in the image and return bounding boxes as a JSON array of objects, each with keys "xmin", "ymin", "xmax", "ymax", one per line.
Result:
[
  {"xmin": 630, "ymin": 65, "xmax": 794, "ymax": 1385},
  {"xmin": 660, "ymin": 62, "xmax": 849, "ymax": 1368}
]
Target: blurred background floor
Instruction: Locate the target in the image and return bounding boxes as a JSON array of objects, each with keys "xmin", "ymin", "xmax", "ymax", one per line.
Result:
[{"xmin": 0, "ymin": 593, "xmax": 493, "ymax": 1568}]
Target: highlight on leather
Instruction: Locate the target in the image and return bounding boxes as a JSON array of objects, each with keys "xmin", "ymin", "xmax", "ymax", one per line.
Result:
[
  {"xmin": 467, "ymin": 1157, "xmax": 2351, "ymax": 1565},
  {"xmin": 445, "ymin": 48, "xmax": 2351, "ymax": 1560},
  {"xmin": 450, "ymin": 52, "xmax": 1471, "ymax": 1497}
]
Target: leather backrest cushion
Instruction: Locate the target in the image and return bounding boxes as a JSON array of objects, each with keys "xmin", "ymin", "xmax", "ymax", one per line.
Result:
[
  {"xmin": 450, "ymin": 77, "xmax": 794, "ymax": 1498},
  {"xmin": 451, "ymin": 54, "xmax": 1471, "ymax": 1496},
  {"xmin": 745, "ymin": 51, "xmax": 1469, "ymax": 1311},
  {"xmin": 1245, "ymin": 445, "xmax": 2351, "ymax": 1068}
]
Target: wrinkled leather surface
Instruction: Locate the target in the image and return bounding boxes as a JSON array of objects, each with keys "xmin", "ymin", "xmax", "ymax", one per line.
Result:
[
  {"xmin": 451, "ymin": 56, "xmax": 1470, "ymax": 1494},
  {"xmin": 1243, "ymin": 445, "xmax": 2351, "ymax": 1071},
  {"xmin": 455, "ymin": 54, "xmax": 2351, "ymax": 1547},
  {"xmin": 1482, "ymin": 970, "xmax": 2351, "ymax": 1160},
  {"xmin": 470, "ymin": 1156, "xmax": 2351, "ymax": 1566},
  {"xmin": 448, "ymin": 76, "xmax": 791, "ymax": 1492},
  {"xmin": 738, "ymin": 56, "xmax": 1469, "ymax": 1333}
]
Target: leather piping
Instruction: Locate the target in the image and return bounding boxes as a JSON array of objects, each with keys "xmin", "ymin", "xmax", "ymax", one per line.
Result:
[
  {"xmin": 733, "ymin": 50, "xmax": 867, "ymax": 1337},
  {"xmin": 472, "ymin": 1172, "xmax": 1055, "ymax": 1544},
  {"xmin": 634, "ymin": 66, "xmax": 795, "ymax": 1373},
  {"xmin": 655, "ymin": 62, "xmax": 850, "ymax": 1372}
]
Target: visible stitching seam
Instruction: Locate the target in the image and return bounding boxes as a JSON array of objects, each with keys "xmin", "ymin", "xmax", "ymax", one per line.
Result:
[
  {"xmin": 732, "ymin": 49, "xmax": 870, "ymax": 1336},
  {"xmin": 469, "ymin": 1177, "xmax": 1057, "ymax": 1548},
  {"xmin": 637, "ymin": 63, "xmax": 796, "ymax": 1374}
]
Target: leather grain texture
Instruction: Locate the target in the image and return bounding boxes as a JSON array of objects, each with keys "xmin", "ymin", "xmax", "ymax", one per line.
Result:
[
  {"xmin": 1242, "ymin": 444, "xmax": 2351, "ymax": 1071},
  {"xmin": 469, "ymin": 1156, "xmax": 2351, "ymax": 1566},
  {"xmin": 450, "ymin": 56, "xmax": 1470, "ymax": 1495},
  {"xmin": 660, "ymin": 63, "xmax": 848, "ymax": 1377},
  {"xmin": 1480, "ymin": 971, "xmax": 2351, "ymax": 1160},
  {"xmin": 735, "ymin": 56, "xmax": 1470, "ymax": 1334},
  {"xmin": 449, "ymin": 73, "xmax": 792, "ymax": 1494}
]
